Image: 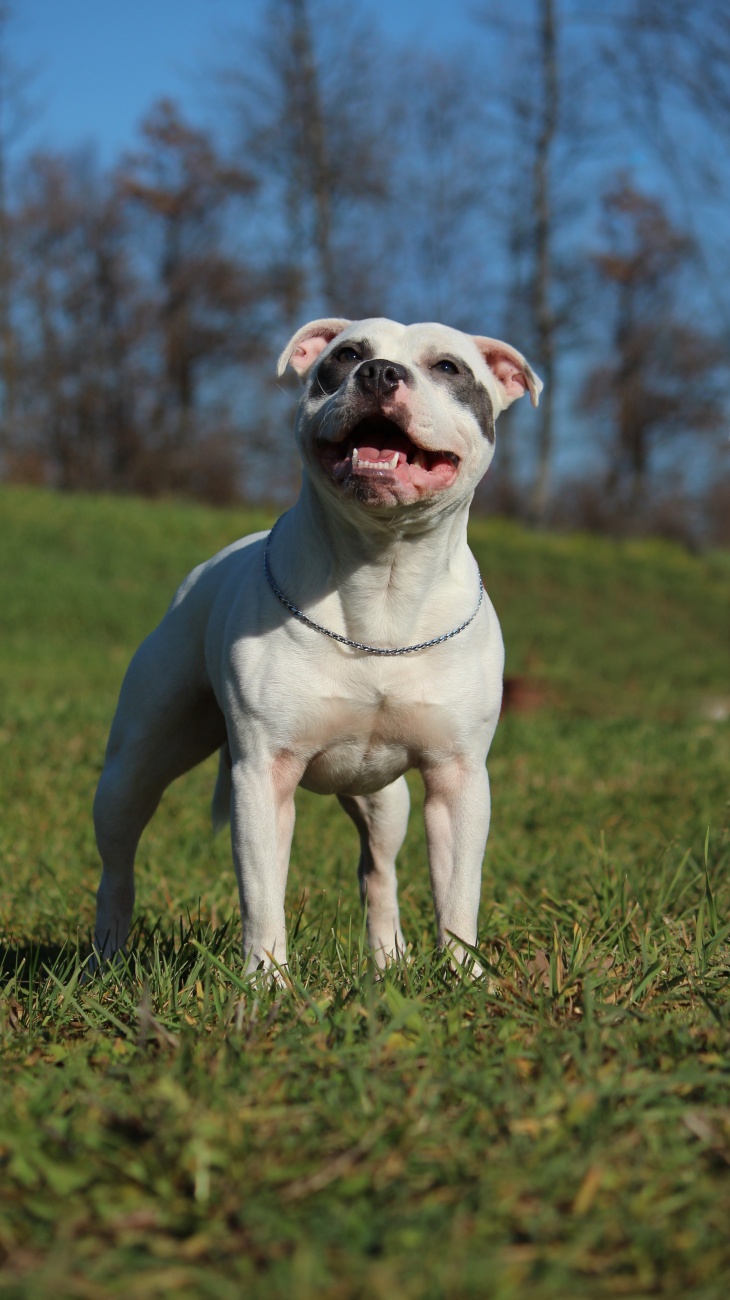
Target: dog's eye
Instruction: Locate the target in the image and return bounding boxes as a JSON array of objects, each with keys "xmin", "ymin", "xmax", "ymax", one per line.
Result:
[
  {"xmin": 335, "ymin": 346, "xmax": 362, "ymax": 363},
  {"xmin": 432, "ymin": 359, "xmax": 460, "ymax": 374}
]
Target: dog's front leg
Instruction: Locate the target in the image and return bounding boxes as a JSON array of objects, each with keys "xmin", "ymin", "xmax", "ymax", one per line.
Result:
[
  {"xmin": 230, "ymin": 756, "xmax": 298, "ymax": 979},
  {"xmin": 422, "ymin": 760, "xmax": 491, "ymax": 974}
]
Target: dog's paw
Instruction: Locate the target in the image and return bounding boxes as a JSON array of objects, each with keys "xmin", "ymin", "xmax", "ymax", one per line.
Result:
[
  {"xmin": 446, "ymin": 942, "xmax": 486, "ymax": 983},
  {"xmin": 80, "ymin": 944, "xmax": 126, "ymax": 984},
  {"xmin": 370, "ymin": 939, "xmax": 413, "ymax": 981},
  {"xmin": 244, "ymin": 951, "xmax": 292, "ymax": 991}
]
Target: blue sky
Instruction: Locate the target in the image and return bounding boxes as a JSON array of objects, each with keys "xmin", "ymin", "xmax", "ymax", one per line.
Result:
[{"xmin": 13, "ymin": 0, "xmax": 467, "ymax": 160}]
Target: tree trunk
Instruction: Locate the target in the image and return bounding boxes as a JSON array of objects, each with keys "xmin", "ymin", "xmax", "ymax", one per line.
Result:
[
  {"xmin": 0, "ymin": 53, "xmax": 16, "ymax": 452},
  {"xmin": 529, "ymin": 0, "xmax": 558, "ymax": 524},
  {"xmin": 286, "ymin": 0, "xmax": 337, "ymax": 309}
]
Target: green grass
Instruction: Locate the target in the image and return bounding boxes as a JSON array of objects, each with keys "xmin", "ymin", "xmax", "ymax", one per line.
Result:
[{"xmin": 1, "ymin": 484, "xmax": 729, "ymax": 1299}]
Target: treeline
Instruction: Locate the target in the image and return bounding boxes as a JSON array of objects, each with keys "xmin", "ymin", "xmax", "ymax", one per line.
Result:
[{"xmin": 0, "ymin": 0, "xmax": 728, "ymax": 541}]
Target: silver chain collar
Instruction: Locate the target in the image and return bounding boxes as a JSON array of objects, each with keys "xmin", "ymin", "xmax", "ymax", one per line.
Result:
[{"xmin": 263, "ymin": 519, "xmax": 484, "ymax": 656}]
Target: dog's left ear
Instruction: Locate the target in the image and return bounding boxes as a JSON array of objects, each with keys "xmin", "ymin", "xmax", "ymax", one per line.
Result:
[
  {"xmin": 473, "ymin": 336, "xmax": 543, "ymax": 409},
  {"xmin": 277, "ymin": 317, "xmax": 352, "ymax": 381}
]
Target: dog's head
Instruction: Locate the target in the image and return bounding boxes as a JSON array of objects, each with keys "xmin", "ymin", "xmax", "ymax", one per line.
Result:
[{"xmin": 278, "ymin": 317, "xmax": 541, "ymax": 518}]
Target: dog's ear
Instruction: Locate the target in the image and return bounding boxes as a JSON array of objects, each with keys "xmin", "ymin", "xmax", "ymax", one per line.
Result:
[
  {"xmin": 472, "ymin": 336, "xmax": 543, "ymax": 409},
  {"xmin": 277, "ymin": 318, "xmax": 352, "ymax": 381}
]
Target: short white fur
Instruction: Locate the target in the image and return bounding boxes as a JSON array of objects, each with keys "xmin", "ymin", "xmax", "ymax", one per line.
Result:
[{"xmin": 93, "ymin": 318, "xmax": 541, "ymax": 978}]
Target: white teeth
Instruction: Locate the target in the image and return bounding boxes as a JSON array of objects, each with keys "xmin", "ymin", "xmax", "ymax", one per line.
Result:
[
  {"xmin": 351, "ymin": 449, "xmax": 400, "ymax": 470},
  {"xmin": 412, "ymin": 450, "xmax": 427, "ymax": 468}
]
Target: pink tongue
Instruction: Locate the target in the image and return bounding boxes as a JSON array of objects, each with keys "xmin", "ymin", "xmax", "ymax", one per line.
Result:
[{"xmin": 355, "ymin": 445, "xmax": 397, "ymax": 462}]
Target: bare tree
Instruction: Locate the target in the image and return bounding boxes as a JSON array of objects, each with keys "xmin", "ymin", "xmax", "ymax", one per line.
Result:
[
  {"xmin": 118, "ymin": 99, "xmax": 261, "ymax": 457},
  {"xmin": 216, "ymin": 0, "xmax": 395, "ymax": 321},
  {"xmin": 0, "ymin": 1, "xmax": 37, "ymax": 458},
  {"xmin": 474, "ymin": 0, "xmax": 730, "ymax": 525},
  {"xmin": 280, "ymin": 0, "xmax": 335, "ymax": 307},
  {"xmin": 581, "ymin": 182, "xmax": 723, "ymax": 516},
  {"xmin": 601, "ymin": 0, "xmax": 730, "ymax": 336},
  {"xmin": 529, "ymin": 0, "xmax": 558, "ymax": 523},
  {"xmin": 384, "ymin": 52, "xmax": 502, "ymax": 329},
  {"xmin": 476, "ymin": 0, "xmax": 599, "ymax": 523},
  {"xmin": 13, "ymin": 152, "xmax": 142, "ymax": 489}
]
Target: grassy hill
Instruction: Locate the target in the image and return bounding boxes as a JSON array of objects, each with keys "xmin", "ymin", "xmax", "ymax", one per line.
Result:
[{"xmin": 1, "ymin": 485, "xmax": 729, "ymax": 1298}]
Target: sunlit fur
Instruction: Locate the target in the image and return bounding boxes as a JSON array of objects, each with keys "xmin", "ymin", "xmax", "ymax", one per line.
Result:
[{"xmin": 93, "ymin": 318, "xmax": 540, "ymax": 979}]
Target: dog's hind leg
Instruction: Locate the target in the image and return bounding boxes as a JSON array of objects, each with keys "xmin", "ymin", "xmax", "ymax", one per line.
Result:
[
  {"xmin": 338, "ymin": 776, "xmax": 410, "ymax": 967},
  {"xmin": 93, "ymin": 632, "xmax": 226, "ymax": 962}
]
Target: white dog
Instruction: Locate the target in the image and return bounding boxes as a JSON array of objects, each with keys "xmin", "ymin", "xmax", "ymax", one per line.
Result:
[{"xmin": 93, "ymin": 318, "xmax": 541, "ymax": 976}]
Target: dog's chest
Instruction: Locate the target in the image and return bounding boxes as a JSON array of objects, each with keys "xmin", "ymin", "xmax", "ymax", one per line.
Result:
[
  {"xmin": 226, "ymin": 585, "xmax": 502, "ymax": 797},
  {"xmin": 286, "ymin": 655, "xmax": 491, "ymax": 796}
]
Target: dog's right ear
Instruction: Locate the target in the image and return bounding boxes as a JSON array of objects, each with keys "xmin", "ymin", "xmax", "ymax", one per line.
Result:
[{"xmin": 277, "ymin": 318, "xmax": 352, "ymax": 381}]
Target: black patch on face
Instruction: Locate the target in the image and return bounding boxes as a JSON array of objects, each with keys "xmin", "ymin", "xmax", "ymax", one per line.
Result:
[
  {"xmin": 313, "ymin": 338, "xmax": 374, "ymax": 396},
  {"xmin": 347, "ymin": 476, "xmax": 388, "ymax": 506},
  {"xmin": 427, "ymin": 353, "xmax": 495, "ymax": 443}
]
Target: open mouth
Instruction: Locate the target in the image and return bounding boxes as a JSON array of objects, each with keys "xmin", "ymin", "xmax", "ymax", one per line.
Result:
[{"xmin": 318, "ymin": 415, "xmax": 460, "ymax": 492}]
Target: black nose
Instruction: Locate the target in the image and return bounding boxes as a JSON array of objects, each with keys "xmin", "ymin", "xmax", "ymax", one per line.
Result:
[{"xmin": 355, "ymin": 358, "xmax": 407, "ymax": 396}]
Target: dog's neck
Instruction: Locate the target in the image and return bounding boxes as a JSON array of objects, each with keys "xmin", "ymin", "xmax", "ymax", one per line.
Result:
[{"xmin": 272, "ymin": 474, "xmax": 478, "ymax": 647}]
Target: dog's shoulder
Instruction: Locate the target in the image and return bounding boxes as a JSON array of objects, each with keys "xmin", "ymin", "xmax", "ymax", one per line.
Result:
[{"xmin": 169, "ymin": 529, "xmax": 269, "ymax": 613}]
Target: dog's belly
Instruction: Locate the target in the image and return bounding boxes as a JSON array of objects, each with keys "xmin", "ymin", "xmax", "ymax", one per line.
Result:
[{"xmin": 299, "ymin": 738, "xmax": 410, "ymax": 796}]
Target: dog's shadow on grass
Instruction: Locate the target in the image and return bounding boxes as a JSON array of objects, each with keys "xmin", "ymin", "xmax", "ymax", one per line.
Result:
[
  {"xmin": 0, "ymin": 937, "xmax": 81, "ymax": 987},
  {"xmin": 0, "ymin": 915, "xmax": 245, "ymax": 992}
]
